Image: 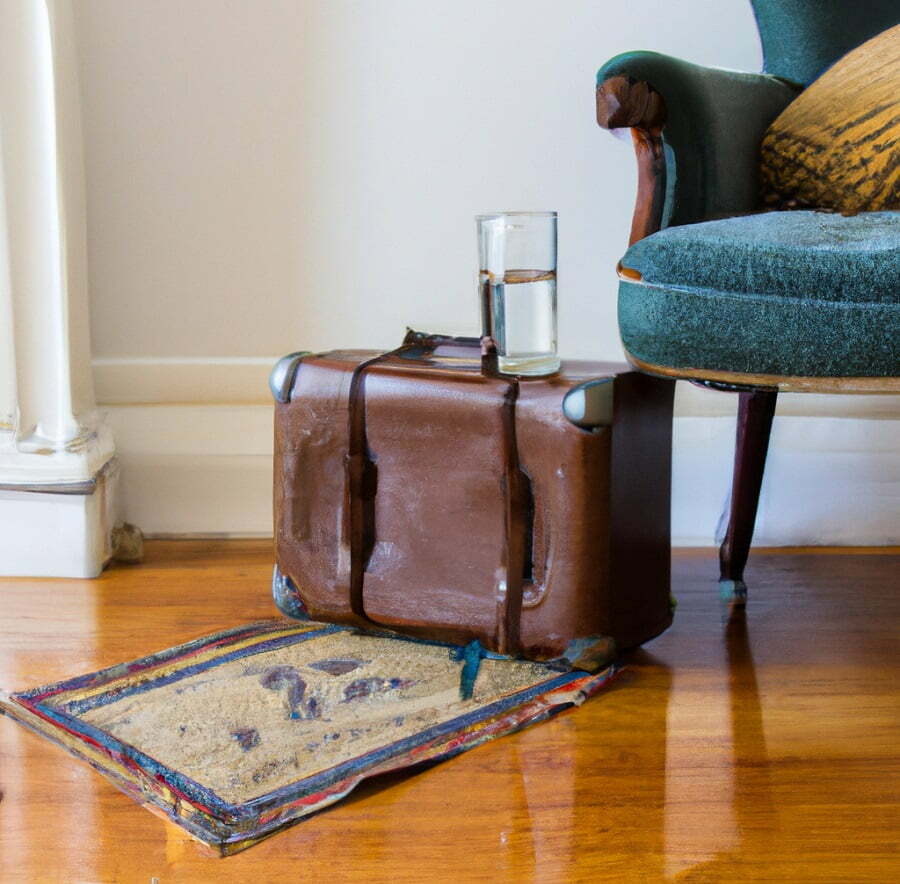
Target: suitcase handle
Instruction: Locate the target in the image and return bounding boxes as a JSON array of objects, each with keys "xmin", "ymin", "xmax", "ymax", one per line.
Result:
[{"xmin": 400, "ymin": 328, "xmax": 499, "ymax": 374}]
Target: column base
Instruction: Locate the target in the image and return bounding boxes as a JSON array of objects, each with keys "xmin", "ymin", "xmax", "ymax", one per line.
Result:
[{"xmin": 0, "ymin": 457, "xmax": 136, "ymax": 577}]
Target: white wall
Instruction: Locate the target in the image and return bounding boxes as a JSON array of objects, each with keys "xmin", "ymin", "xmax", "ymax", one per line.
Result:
[
  {"xmin": 72, "ymin": 0, "xmax": 898, "ymax": 543},
  {"xmin": 75, "ymin": 0, "xmax": 765, "ymax": 360}
]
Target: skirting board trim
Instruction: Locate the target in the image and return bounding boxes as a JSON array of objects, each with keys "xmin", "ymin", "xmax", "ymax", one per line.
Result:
[
  {"xmin": 92, "ymin": 357, "xmax": 900, "ymax": 420},
  {"xmin": 104, "ymin": 403, "xmax": 900, "ymax": 546}
]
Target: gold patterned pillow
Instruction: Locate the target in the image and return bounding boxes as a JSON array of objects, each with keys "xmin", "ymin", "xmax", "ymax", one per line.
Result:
[{"xmin": 760, "ymin": 24, "xmax": 900, "ymax": 213}]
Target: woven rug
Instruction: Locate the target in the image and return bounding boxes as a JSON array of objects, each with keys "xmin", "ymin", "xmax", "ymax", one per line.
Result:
[{"xmin": 0, "ymin": 620, "xmax": 617, "ymax": 854}]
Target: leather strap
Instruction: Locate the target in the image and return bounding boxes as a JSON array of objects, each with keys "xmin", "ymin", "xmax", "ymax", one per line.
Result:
[
  {"xmin": 495, "ymin": 378, "xmax": 528, "ymax": 655},
  {"xmin": 344, "ymin": 350, "xmax": 398, "ymax": 619},
  {"xmin": 344, "ymin": 332, "xmax": 530, "ymax": 655}
]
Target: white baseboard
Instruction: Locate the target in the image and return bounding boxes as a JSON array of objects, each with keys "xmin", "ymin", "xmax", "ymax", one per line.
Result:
[
  {"xmin": 94, "ymin": 357, "xmax": 900, "ymax": 418},
  {"xmin": 103, "ymin": 399, "xmax": 900, "ymax": 546},
  {"xmin": 672, "ymin": 415, "xmax": 899, "ymax": 546},
  {"xmin": 105, "ymin": 405, "xmax": 273, "ymax": 537},
  {"xmin": 93, "ymin": 358, "xmax": 276, "ymax": 405}
]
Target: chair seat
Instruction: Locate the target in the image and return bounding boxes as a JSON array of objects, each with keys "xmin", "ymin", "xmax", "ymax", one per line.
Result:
[{"xmin": 618, "ymin": 210, "xmax": 899, "ymax": 380}]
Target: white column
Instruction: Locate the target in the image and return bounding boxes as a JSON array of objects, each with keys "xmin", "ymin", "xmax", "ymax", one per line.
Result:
[{"xmin": 0, "ymin": 0, "xmax": 122, "ymax": 576}]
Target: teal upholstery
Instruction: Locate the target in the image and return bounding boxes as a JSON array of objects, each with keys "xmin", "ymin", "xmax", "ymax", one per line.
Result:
[
  {"xmin": 595, "ymin": 53, "xmax": 798, "ymax": 228},
  {"xmin": 619, "ymin": 211, "xmax": 900, "ymax": 378},
  {"xmin": 751, "ymin": 0, "xmax": 900, "ymax": 86},
  {"xmin": 597, "ymin": 1, "xmax": 898, "ymax": 593},
  {"xmin": 597, "ymin": 1, "xmax": 900, "ymax": 386}
]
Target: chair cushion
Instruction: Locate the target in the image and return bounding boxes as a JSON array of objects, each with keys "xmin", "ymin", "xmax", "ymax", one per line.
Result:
[
  {"xmin": 760, "ymin": 24, "xmax": 900, "ymax": 213},
  {"xmin": 618, "ymin": 210, "xmax": 900, "ymax": 378}
]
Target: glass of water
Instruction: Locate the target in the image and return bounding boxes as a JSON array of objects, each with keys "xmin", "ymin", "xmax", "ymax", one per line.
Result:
[{"xmin": 477, "ymin": 211, "xmax": 560, "ymax": 376}]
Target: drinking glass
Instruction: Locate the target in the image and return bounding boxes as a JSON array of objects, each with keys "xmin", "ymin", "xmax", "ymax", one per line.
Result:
[{"xmin": 477, "ymin": 211, "xmax": 559, "ymax": 376}]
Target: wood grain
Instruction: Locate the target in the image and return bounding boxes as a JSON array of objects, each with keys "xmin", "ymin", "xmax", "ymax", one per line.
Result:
[
  {"xmin": 596, "ymin": 75, "xmax": 667, "ymax": 244},
  {"xmin": 761, "ymin": 24, "xmax": 900, "ymax": 213},
  {"xmin": 1, "ymin": 540, "xmax": 899, "ymax": 882},
  {"xmin": 623, "ymin": 348, "xmax": 900, "ymax": 393},
  {"xmin": 718, "ymin": 389, "xmax": 778, "ymax": 589}
]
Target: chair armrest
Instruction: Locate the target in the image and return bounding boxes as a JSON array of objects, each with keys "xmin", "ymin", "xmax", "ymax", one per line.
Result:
[{"xmin": 596, "ymin": 51, "xmax": 799, "ymax": 244}]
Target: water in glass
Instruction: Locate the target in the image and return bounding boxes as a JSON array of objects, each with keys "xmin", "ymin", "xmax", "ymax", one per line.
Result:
[{"xmin": 481, "ymin": 268, "xmax": 560, "ymax": 376}]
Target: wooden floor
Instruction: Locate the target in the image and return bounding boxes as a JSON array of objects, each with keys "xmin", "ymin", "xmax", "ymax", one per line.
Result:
[{"xmin": 0, "ymin": 542, "xmax": 897, "ymax": 882}]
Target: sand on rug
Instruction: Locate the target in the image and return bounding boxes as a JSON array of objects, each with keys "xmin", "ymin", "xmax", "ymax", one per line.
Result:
[{"xmin": 0, "ymin": 620, "xmax": 618, "ymax": 855}]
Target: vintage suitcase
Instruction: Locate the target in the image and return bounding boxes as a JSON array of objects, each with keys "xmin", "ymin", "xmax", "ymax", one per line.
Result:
[{"xmin": 270, "ymin": 330, "xmax": 674, "ymax": 667}]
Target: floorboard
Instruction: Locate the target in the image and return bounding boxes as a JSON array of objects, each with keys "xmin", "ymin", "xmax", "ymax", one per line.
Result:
[{"xmin": 1, "ymin": 541, "xmax": 898, "ymax": 882}]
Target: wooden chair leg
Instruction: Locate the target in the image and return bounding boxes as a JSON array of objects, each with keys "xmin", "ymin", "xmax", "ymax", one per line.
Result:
[{"xmin": 719, "ymin": 389, "xmax": 778, "ymax": 605}]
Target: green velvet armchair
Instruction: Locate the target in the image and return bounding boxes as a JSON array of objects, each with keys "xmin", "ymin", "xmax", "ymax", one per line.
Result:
[{"xmin": 595, "ymin": 0, "xmax": 899, "ymax": 602}]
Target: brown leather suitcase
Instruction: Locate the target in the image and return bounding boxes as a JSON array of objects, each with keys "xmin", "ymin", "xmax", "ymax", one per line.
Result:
[{"xmin": 270, "ymin": 330, "xmax": 674, "ymax": 668}]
